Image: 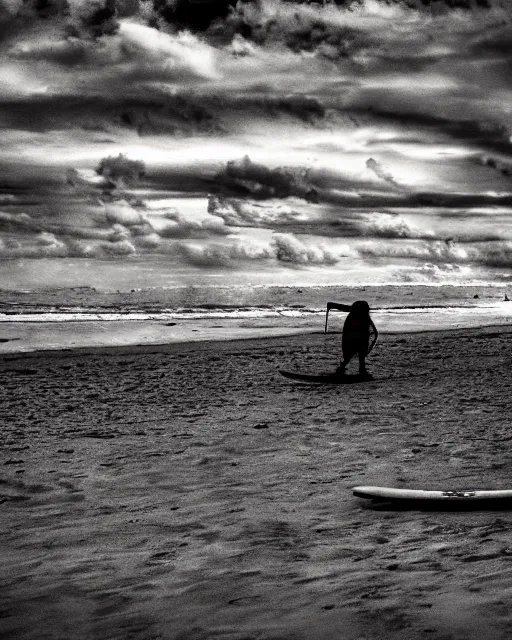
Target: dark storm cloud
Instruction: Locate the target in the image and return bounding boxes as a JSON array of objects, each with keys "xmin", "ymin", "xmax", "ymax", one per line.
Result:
[
  {"xmin": 409, "ymin": 192, "xmax": 512, "ymax": 207},
  {"xmin": 231, "ymin": 94, "xmax": 326, "ymax": 124},
  {"xmin": 210, "ymin": 155, "xmax": 407, "ymax": 203},
  {"xmin": 2, "ymin": 0, "xmax": 512, "ymax": 275},
  {"xmin": 212, "ymin": 156, "xmax": 320, "ymax": 201},
  {"xmin": 476, "ymin": 242, "xmax": 512, "ymax": 267},
  {"xmin": 0, "ymin": 96, "xmax": 216, "ymax": 135},
  {"xmin": 206, "ymin": 161, "xmax": 512, "ymax": 208},
  {"xmin": 153, "ymin": 0, "xmax": 237, "ymax": 32},
  {"xmin": 2, "ymin": 0, "xmax": 511, "ymax": 154},
  {"xmin": 0, "ymin": 92, "xmax": 326, "ymax": 137},
  {"xmin": 0, "ymin": 0, "xmax": 119, "ymax": 42},
  {"xmin": 214, "ymin": 2, "xmax": 359, "ymax": 60},
  {"xmin": 469, "ymin": 22, "xmax": 512, "ymax": 56},
  {"xmin": 342, "ymin": 107, "xmax": 512, "ymax": 156}
]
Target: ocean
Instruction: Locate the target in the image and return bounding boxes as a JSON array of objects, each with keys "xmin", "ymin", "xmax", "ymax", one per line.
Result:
[{"xmin": 1, "ymin": 283, "xmax": 511, "ymax": 353}]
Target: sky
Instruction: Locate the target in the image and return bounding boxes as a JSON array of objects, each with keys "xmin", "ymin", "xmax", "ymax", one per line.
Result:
[{"xmin": 1, "ymin": 0, "xmax": 512, "ymax": 292}]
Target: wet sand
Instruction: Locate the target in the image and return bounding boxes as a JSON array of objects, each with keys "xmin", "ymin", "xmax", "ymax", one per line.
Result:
[
  {"xmin": 2, "ymin": 326, "xmax": 512, "ymax": 639},
  {"xmin": 1, "ymin": 302, "xmax": 512, "ymax": 355}
]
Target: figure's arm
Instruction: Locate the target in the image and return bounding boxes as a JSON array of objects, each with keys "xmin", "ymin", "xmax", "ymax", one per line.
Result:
[
  {"xmin": 368, "ymin": 318, "xmax": 379, "ymax": 354},
  {"xmin": 324, "ymin": 301, "xmax": 351, "ymax": 333},
  {"xmin": 326, "ymin": 302, "xmax": 352, "ymax": 312}
]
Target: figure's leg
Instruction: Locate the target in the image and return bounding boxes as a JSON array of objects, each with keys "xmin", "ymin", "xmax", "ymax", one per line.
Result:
[
  {"xmin": 336, "ymin": 350, "xmax": 353, "ymax": 375},
  {"xmin": 358, "ymin": 349, "xmax": 374, "ymax": 378},
  {"xmin": 358, "ymin": 350, "xmax": 368, "ymax": 374}
]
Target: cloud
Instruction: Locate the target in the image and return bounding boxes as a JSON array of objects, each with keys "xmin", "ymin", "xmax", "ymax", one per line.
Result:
[
  {"xmin": 2, "ymin": 0, "xmax": 512, "ymax": 283},
  {"xmin": 34, "ymin": 231, "xmax": 68, "ymax": 256},
  {"xmin": 66, "ymin": 168, "xmax": 107, "ymax": 194},
  {"xmin": 176, "ymin": 230, "xmax": 342, "ymax": 268},
  {"xmin": 469, "ymin": 20, "xmax": 512, "ymax": 56},
  {"xmin": 153, "ymin": 0, "xmax": 237, "ymax": 33},
  {"xmin": 6, "ymin": 19, "xmax": 218, "ymax": 97},
  {"xmin": 0, "ymin": 210, "xmax": 40, "ymax": 232},
  {"xmin": 366, "ymin": 158, "xmax": 402, "ymax": 190},
  {"xmin": 95, "ymin": 237, "xmax": 136, "ymax": 256},
  {"xmin": 207, "ymin": 198, "xmax": 436, "ymax": 241},
  {"xmin": 214, "ymin": 155, "xmax": 318, "ymax": 201},
  {"xmin": 96, "ymin": 153, "xmax": 146, "ymax": 189},
  {"xmin": 0, "ymin": 197, "xmax": 147, "ymax": 259},
  {"xmin": 0, "ymin": 191, "xmax": 242, "ymax": 262},
  {"xmin": 474, "ymin": 241, "xmax": 512, "ymax": 267},
  {"xmin": 0, "ymin": 228, "xmax": 137, "ymax": 259},
  {"xmin": 213, "ymin": 1, "xmax": 368, "ymax": 60},
  {"xmin": 480, "ymin": 155, "xmax": 512, "ymax": 178},
  {"xmin": 159, "ymin": 211, "xmax": 231, "ymax": 238},
  {"xmin": 0, "ymin": 202, "xmax": 151, "ymax": 246},
  {"xmin": 358, "ymin": 212, "xmax": 434, "ymax": 239},
  {"xmin": 207, "ymin": 196, "xmax": 305, "ymax": 228},
  {"xmin": 228, "ymin": 33, "xmax": 257, "ymax": 58},
  {"xmin": 403, "ymin": 262, "xmax": 472, "ymax": 282},
  {"xmin": 356, "ymin": 237, "xmax": 512, "ymax": 269},
  {"xmin": 0, "ymin": 0, "xmax": 23, "ymax": 18},
  {"xmin": 103, "ymin": 200, "xmax": 147, "ymax": 226},
  {"xmin": 177, "ymin": 238, "xmax": 273, "ymax": 267},
  {"xmin": 66, "ymin": 0, "xmax": 119, "ymax": 39},
  {"xmin": 0, "ymin": 91, "xmax": 328, "ymax": 140},
  {"xmin": 8, "ymin": 36, "xmax": 92, "ymax": 65},
  {"xmin": 361, "ymin": 109, "xmax": 512, "ymax": 156},
  {"xmin": 114, "ymin": 21, "xmax": 217, "ymax": 80},
  {"xmin": 358, "ymin": 238, "xmax": 470, "ymax": 262},
  {"xmin": 135, "ymin": 232, "xmax": 161, "ymax": 249},
  {"xmin": 272, "ymin": 233, "xmax": 339, "ymax": 265},
  {"xmin": 230, "ymin": 94, "xmax": 326, "ymax": 125}
]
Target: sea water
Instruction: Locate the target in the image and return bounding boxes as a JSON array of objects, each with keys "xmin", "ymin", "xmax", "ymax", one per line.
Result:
[{"xmin": 0, "ymin": 283, "xmax": 511, "ymax": 353}]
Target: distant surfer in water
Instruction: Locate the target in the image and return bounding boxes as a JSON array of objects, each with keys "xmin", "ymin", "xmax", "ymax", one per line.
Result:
[{"xmin": 326, "ymin": 300, "xmax": 378, "ymax": 378}]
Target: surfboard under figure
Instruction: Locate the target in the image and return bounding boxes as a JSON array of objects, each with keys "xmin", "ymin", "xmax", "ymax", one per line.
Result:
[{"xmin": 325, "ymin": 300, "xmax": 378, "ymax": 379}]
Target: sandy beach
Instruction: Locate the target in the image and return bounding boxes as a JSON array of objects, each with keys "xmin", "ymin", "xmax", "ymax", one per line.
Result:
[{"xmin": 2, "ymin": 325, "xmax": 512, "ymax": 640}]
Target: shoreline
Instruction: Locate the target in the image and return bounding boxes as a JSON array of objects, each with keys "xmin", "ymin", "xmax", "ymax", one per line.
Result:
[
  {"xmin": 2, "ymin": 322, "xmax": 512, "ymax": 361},
  {"xmin": 2, "ymin": 282, "xmax": 511, "ymax": 355},
  {"xmin": 1, "ymin": 306, "xmax": 512, "ymax": 355}
]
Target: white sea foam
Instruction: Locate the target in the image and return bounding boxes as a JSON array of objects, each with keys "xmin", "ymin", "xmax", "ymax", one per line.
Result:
[
  {"xmin": 1, "ymin": 301, "xmax": 510, "ymax": 324},
  {"xmin": 0, "ymin": 302, "xmax": 511, "ymax": 354}
]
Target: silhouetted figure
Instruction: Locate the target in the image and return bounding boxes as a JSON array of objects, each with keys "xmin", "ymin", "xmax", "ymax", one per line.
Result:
[{"xmin": 326, "ymin": 300, "xmax": 378, "ymax": 378}]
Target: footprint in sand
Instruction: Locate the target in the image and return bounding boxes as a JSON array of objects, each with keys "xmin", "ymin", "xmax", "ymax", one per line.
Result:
[{"xmin": 145, "ymin": 548, "xmax": 177, "ymax": 566}]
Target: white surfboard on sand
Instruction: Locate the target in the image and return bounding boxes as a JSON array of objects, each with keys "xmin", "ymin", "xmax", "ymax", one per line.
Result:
[{"xmin": 353, "ymin": 486, "xmax": 512, "ymax": 502}]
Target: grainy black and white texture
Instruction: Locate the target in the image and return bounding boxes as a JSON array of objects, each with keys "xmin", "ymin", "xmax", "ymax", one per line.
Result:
[
  {"xmin": 2, "ymin": 2, "xmax": 512, "ymax": 639},
  {"xmin": 2, "ymin": 327, "xmax": 512, "ymax": 639}
]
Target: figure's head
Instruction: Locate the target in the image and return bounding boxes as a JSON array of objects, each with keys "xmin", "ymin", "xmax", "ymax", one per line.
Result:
[{"xmin": 350, "ymin": 300, "xmax": 370, "ymax": 317}]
